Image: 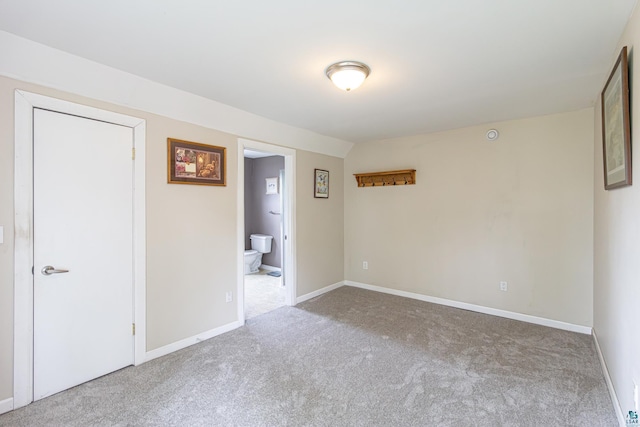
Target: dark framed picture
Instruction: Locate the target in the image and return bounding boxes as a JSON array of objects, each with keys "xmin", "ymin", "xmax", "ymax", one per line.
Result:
[
  {"xmin": 314, "ymin": 169, "xmax": 329, "ymax": 198},
  {"xmin": 167, "ymin": 138, "xmax": 226, "ymax": 186},
  {"xmin": 601, "ymin": 46, "xmax": 632, "ymax": 190}
]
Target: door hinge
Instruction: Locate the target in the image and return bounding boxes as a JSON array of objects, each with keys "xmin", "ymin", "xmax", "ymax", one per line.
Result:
[
  {"xmin": 132, "ymin": 148, "xmax": 136, "ymax": 160},
  {"xmin": 132, "ymin": 323, "xmax": 136, "ymax": 335}
]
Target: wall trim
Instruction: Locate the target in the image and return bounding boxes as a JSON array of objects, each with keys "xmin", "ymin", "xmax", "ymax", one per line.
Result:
[
  {"xmin": 344, "ymin": 281, "xmax": 593, "ymax": 335},
  {"xmin": 145, "ymin": 321, "xmax": 243, "ymax": 363},
  {"xmin": 0, "ymin": 397, "xmax": 13, "ymax": 415},
  {"xmin": 296, "ymin": 281, "xmax": 345, "ymax": 304},
  {"xmin": 593, "ymin": 330, "xmax": 625, "ymax": 427}
]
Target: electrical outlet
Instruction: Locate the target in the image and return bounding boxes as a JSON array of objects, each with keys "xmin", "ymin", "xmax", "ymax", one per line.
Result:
[
  {"xmin": 499, "ymin": 281, "xmax": 508, "ymax": 292},
  {"xmin": 363, "ymin": 261, "xmax": 368, "ymax": 270},
  {"xmin": 225, "ymin": 291, "xmax": 233, "ymax": 303}
]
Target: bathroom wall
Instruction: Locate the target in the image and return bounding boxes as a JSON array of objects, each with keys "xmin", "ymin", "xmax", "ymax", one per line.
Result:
[{"xmin": 244, "ymin": 155, "xmax": 284, "ymax": 268}]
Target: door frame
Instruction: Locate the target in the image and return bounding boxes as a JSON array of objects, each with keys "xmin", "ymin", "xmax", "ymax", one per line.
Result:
[
  {"xmin": 237, "ymin": 138, "xmax": 296, "ymax": 321},
  {"xmin": 13, "ymin": 90, "xmax": 147, "ymax": 409}
]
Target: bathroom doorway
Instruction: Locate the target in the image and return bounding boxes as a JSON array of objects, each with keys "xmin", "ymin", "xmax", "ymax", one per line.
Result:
[{"xmin": 237, "ymin": 139, "xmax": 296, "ymax": 322}]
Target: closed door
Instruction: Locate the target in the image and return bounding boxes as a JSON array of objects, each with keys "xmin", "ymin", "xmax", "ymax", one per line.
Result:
[{"xmin": 33, "ymin": 108, "xmax": 134, "ymax": 400}]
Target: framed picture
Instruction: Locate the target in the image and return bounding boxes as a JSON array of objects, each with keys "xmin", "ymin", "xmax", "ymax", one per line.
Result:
[
  {"xmin": 314, "ymin": 169, "xmax": 329, "ymax": 198},
  {"xmin": 266, "ymin": 177, "xmax": 278, "ymax": 194},
  {"xmin": 167, "ymin": 138, "xmax": 226, "ymax": 186},
  {"xmin": 601, "ymin": 46, "xmax": 632, "ymax": 190}
]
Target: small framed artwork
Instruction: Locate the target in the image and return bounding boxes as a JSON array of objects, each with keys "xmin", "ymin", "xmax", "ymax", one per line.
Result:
[
  {"xmin": 314, "ymin": 169, "xmax": 329, "ymax": 198},
  {"xmin": 266, "ymin": 177, "xmax": 278, "ymax": 194},
  {"xmin": 601, "ymin": 46, "xmax": 632, "ymax": 190},
  {"xmin": 167, "ymin": 138, "xmax": 226, "ymax": 186}
]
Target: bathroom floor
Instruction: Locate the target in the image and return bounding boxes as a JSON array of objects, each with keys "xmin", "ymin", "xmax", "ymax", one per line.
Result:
[{"xmin": 244, "ymin": 269, "xmax": 285, "ymax": 319}]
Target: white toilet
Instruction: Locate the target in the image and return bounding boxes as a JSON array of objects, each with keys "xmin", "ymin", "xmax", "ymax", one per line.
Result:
[{"xmin": 244, "ymin": 234, "xmax": 273, "ymax": 274}]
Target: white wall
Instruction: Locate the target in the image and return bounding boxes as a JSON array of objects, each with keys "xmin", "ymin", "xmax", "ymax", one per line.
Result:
[
  {"xmin": 593, "ymin": 4, "xmax": 640, "ymax": 417},
  {"xmin": 345, "ymin": 109, "xmax": 595, "ymax": 327}
]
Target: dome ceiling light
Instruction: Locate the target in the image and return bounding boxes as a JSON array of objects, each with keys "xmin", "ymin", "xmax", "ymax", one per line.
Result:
[{"xmin": 325, "ymin": 61, "xmax": 370, "ymax": 92}]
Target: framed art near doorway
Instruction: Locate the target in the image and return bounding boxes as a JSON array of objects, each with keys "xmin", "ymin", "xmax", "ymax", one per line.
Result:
[
  {"xmin": 314, "ymin": 169, "xmax": 329, "ymax": 198},
  {"xmin": 601, "ymin": 46, "xmax": 632, "ymax": 190},
  {"xmin": 168, "ymin": 138, "xmax": 226, "ymax": 186}
]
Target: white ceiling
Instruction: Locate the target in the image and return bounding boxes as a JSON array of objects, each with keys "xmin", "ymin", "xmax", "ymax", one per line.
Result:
[{"xmin": 0, "ymin": 0, "xmax": 637, "ymax": 143}]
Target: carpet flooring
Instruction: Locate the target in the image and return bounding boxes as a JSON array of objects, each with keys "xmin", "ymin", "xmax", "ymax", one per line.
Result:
[{"xmin": 0, "ymin": 286, "xmax": 616, "ymax": 426}]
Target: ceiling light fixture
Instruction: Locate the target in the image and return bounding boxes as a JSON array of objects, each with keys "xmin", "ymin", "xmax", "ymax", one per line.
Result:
[{"xmin": 326, "ymin": 61, "xmax": 370, "ymax": 92}]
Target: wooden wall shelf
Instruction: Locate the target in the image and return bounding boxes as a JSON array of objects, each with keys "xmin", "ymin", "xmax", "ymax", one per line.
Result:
[{"xmin": 354, "ymin": 169, "xmax": 416, "ymax": 187}]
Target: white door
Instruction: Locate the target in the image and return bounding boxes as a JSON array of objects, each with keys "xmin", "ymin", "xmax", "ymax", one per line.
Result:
[{"xmin": 33, "ymin": 108, "xmax": 134, "ymax": 400}]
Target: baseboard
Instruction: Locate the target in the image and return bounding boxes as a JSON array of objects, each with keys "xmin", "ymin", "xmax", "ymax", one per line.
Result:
[
  {"xmin": 145, "ymin": 320, "xmax": 243, "ymax": 362},
  {"xmin": 593, "ymin": 330, "xmax": 625, "ymax": 427},
  {"xmin": 0, "ymin": 397, "xmax": 13, "ymax": 415},
  {"xmin": 296, "ymin": 281, "xmax": 345, "ymax": 304},
  {"xmin": 260, "ymin": 264, "xmax": 280, "ymax": 272},
  {"xmin": 344, "ymin": 281, "xmax": 592, "ymax": 335}
]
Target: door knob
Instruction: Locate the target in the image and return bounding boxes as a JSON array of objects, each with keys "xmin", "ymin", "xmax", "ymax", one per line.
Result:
[{"xmin": 41, "ymin": 265, "xmax": 70, "ymax": 275}]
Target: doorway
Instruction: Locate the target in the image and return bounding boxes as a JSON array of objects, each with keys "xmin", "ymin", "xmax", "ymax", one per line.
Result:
[
  {"xmin": 243, "ymin": 151, "xmax": 285, "ymax": 318},
  {"xmin": 237, "ymin": 139, "xmax": 296, "ymax": 322},
  {"xmin": 13, "ymin": 91, "xmax": 147, "ymax": 409}
]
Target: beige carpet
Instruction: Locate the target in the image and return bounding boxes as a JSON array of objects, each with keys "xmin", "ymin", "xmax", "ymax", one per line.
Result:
[
  {"xmin": 0, "ymin": 286, "xmax": 616, "ymax": 426},
  {"xmin": 244, "ymin": 269, "xmax": 285, "ymax": 319}
]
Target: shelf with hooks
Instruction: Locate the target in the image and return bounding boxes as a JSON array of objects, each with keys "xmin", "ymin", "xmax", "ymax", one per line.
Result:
[{"xmin": 354, "ymin": 169, "xmax": 416, "ymax": 187}]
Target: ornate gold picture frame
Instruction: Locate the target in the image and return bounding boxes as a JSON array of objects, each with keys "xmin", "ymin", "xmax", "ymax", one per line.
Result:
[{"xmin": 167, "ymin": 138, "xmax": 226, "ymax": 186}]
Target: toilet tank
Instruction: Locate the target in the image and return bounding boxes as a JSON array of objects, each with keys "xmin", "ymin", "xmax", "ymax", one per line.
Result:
[{"xmin": 250, "ymin": 234, "xmax": 273, "ymax": 253}]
